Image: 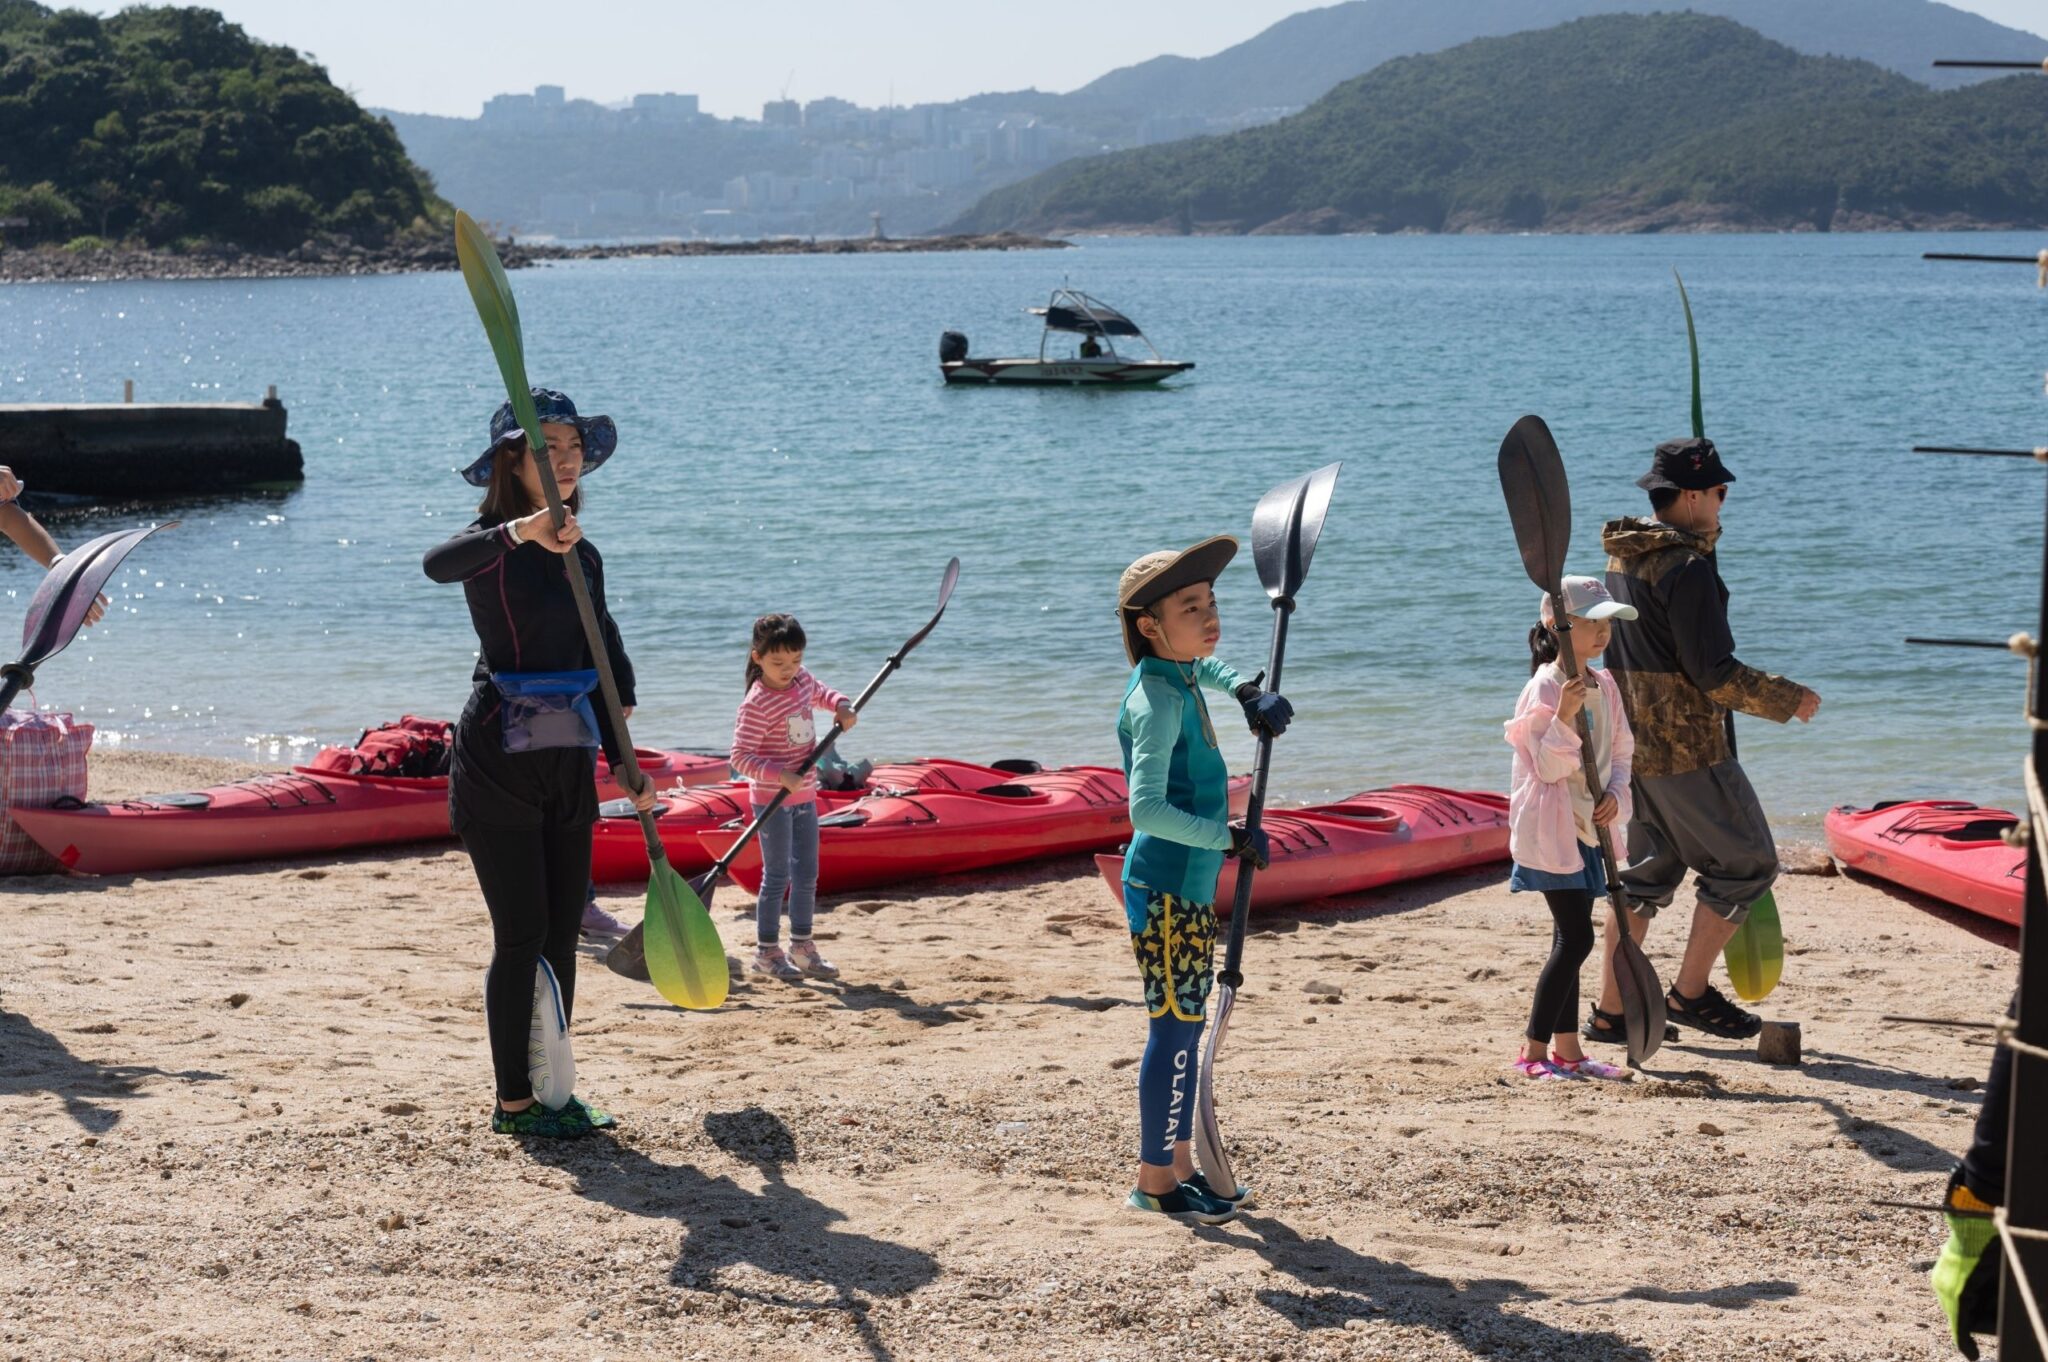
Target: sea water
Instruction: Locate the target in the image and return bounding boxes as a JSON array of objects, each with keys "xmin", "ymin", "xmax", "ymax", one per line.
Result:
[{"xmin": 3, "ymin": 232, "xmax": 2043, "ymax": 836}]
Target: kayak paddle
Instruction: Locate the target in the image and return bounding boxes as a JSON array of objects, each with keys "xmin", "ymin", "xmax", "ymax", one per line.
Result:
[
  {"xmin": 454, "ymin": 209, "xmax": 728, "ymax": 1011},
  {"xmin": 1194, "ymin": 463, "xmax": 1340, "ymax": 1199},
  {"xmin": 0, "ymin": 523, "xmax": 174, "ymax": 711},
  {"xmin": 605, "ymin": 556, "xmax": 961, "ymax": 983},
  {"xmin": 1497, "ymin": 413, "xmax": 1667, "ymax": 1067},
  {"xmin": 1724, "ymin": 891, "xmax": 1783, "ymax": 1002},
  {"xmin": 1677, "ymin": 270, "xmax": 1786, "ymax": 1003}
]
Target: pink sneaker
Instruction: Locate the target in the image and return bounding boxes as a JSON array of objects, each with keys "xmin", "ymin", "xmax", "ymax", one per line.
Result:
[
  {"xmin": 1512, "ymin": 1057, "xmax": 1574, "ymax": 1082},
  {"xmin": 1550, "ymin": 1054, "xmax": 1633, "ymax": 1081}
]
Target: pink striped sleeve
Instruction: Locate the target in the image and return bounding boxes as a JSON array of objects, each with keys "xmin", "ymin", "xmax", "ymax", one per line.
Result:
[
  {"xmin": 730, "ymin": 688, "xmax": 786, "ymax": 783},
  {"xmin": 803, "ymin": 670, "xmax": 851, "ymax": 715}
]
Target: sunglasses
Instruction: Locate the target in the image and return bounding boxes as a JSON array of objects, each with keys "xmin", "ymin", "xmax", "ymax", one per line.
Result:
[{"xmin": 1695, "ymin": 486, "xmax": 1728, "ymax": 503}]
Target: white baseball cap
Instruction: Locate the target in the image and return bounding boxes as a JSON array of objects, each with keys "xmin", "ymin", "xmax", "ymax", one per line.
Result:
[{"xmin": 1540, "ymin": 575, "xmax": 1638, "ymax": 624}]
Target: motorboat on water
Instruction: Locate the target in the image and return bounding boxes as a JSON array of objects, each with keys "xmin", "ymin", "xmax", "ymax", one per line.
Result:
[{"xmin": 939, "ymin": 288, "xmax": 1193, "ymax": 386}]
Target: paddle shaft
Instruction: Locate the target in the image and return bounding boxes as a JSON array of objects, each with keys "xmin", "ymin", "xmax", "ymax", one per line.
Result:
[
  {"xmin": 522, "ymin": 446, "xmax": 666, "ymax": 863},
  {"xmin": 1218, "ymin": 602, "xmax": 1290, "ymax": 986},
  {"xmin": 1547, "ymin": 598, "xmax": 1629, "ymax": 917},
  {"xmin": 1923, "ymin": 252, "xmax": 2046, "ymax": 265}
]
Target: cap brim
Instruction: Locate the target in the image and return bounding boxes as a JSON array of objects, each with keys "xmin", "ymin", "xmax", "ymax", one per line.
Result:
[
  {"xmin": 1577, "ymin": 601, "xmax": 1637, "ymax": 621},
  {"xmin": 1121, "ymin": 535, "xmax": 1239, "ymax": 610}
]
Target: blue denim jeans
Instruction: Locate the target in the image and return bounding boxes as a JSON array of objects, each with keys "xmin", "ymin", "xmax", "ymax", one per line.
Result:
[{"xmin": 753, "ymin": 799, "xmax": 820, "ymax": 946}]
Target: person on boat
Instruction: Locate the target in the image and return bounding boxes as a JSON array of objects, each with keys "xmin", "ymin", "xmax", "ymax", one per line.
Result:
[
  {"xmin": 1079, "ymin": 335, "xmax": 1103, "ymax": 359},
  {"xmin": 1115, "ymin": 537, "xmax": 1291, "ymax": 1222},
  {"xmin": 1930, "ymin": 987, "xmax": 2016, "ymax": 1357},
  {"xmin": 0, "ymin": 466, "xmax": 106, "ymax": 625},
  {"xmin": 1502, "ymin": 576, "xmax": 1636, "ymax": 1082},
  {"xmin": 422, "ymin": 388, "xmax": 655, "ymax": 1139},
  {"xmin": 729, "ymin": 613, "xmax": 856, "ymax": 983},
  {"xmin": 1598, "ymin": 438, "xmax": 1819, "ymax": 1042}
]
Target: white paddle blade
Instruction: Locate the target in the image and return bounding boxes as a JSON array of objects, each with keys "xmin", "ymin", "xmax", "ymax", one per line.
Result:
[
  {"xmin": 528, "ymin": 958, "xmax": 576, "ymax": 1110},
  {"xmin": 1193, "ymin": 982, "xmax": 1237, "ymax": 1193}
]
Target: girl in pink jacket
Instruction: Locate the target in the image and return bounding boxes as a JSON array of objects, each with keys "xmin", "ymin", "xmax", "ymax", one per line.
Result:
[
  {"xmin": 1502, "ymin": 576, "xmax": 1637, "ymax": 1082},
  {"xmin": 731, "ymin": 613, "xmax": 857, "ymax": 982}
]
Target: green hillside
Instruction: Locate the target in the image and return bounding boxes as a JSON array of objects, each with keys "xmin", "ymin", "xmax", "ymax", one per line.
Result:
[
  {"xmin": 1060, "ymin": 0, "xmax": 2047, "ymax": 118},
  {"xmin": 952, "ymin": 13, "xmax": 2048, "ymax": 235},
  {"xmin": 0, "ymin": 3, "xmax": 442, "ymax": 249}
]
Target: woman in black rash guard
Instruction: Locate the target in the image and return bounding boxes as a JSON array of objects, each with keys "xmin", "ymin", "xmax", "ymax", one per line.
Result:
[{"xmin": 423, "ymin": 388, "xmax": 657, "ymax": 1138}]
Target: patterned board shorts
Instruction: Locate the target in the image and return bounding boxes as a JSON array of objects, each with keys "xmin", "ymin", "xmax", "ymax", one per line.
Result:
[{"xmin": 1125, "ymin": 884, "xmax": 1218, "ymax": 1023}]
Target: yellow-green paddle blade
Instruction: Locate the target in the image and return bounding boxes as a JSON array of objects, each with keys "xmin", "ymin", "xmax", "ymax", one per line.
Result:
[
  {"xmin": 453, "ymin": 210, "xmax": 543, "ymax": 450},
  {"xmin": 1723, "ymin": 891, "xmax": 1784, "ymax": 1003},
  {"xmin": 642, "ymin": 859, "xmax": 729, "ymax": 1010}
]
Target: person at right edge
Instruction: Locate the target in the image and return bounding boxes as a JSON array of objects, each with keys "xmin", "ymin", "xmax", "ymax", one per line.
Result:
[
  {"xmin": 1598, "ymin": 437, "xmax": 1819, "ymax": 1042},
  {"xmin": 1930, "ymin": 987, "xmax": 2015, "ymax": 1358},
  {"xmin": 1115, "ymin": 536, "xmax": 1292, "ymax": 1224}
]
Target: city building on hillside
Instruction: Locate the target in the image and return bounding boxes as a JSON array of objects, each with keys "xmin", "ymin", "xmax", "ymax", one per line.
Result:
[
  {"xmin": 762, "ymin": 99, "xmax": 800, "ymax": 129},
  {"xmin": 632, "ymin": 92, "xmax": 700, "ymax": 120}
]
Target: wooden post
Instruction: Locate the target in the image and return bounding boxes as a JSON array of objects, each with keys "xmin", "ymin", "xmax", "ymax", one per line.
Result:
[
  {"xmin": 123, "ymin": 379, "xmax": 133, "ymax": 403},
  {"xmin": 2007, "ymin": 467, "xmax": 2048, "ymax": 1362}
]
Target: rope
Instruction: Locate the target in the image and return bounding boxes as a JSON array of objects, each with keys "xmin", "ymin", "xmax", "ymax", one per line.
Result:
[
  {"xmin": 1994, "ymin": 1207, "xmax": 2048, "ymax": 1356},
  {"xmin": 1997, "ymin": 1018, "xmax": 2048, "ymax": 1064}
]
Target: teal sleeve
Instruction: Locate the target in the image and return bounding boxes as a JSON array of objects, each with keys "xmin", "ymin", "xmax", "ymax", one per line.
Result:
[
  {"xmin": 1196, "ymin": 656, "xmax": 1247, "ymax": 696},
  {"xmin": 1126, "ymin": 680, "xmax": 1232, "ymax": 850}
]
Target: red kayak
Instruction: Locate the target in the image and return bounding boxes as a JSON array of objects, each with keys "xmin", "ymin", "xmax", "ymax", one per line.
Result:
[
  {"xmin": 700, "ymin": 767, "xmax": 1252, "ymax": 895},
  {"xmin": 14, "ymin": 740, "xmax": 728, "ymax": 876},
  {"xmin": 589, "ymin": 757, "xmax": 1043, "ymax": 882},
  {"xmin": 1824, "ymin": 801, "xmax": 2023, "ymax": 928},
  {"xmin": 1093, "ymin": 784, "xmax": 1510, "ymax": 911}
]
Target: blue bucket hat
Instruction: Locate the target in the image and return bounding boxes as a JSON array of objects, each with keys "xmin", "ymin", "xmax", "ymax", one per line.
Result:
[{"xmin": 461, "ymin": 388, "xmax": 618, "ymax": 487}]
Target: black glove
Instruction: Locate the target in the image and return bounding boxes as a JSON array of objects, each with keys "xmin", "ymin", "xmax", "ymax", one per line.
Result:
[
  {"xmin": 1235, "ymin": 674, "xmax": 1293, "ymax": 739},
  {"xmin": 1228, "ymin": 819, "xmax": 1270, "ymax": 871}
]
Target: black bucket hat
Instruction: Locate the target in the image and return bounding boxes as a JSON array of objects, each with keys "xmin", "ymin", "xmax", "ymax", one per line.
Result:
[
  {"xmin": 1636, "ymin": 436, "xmax": 1735, "ymax": 493},
  {"xmin": 461, "ymin": 388, "xmax": 618, "ymax": 487}
]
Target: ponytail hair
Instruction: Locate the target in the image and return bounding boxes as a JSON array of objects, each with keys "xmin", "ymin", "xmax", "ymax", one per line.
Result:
[
  {"xmin": 1528, "ymin": 623, "xmax": 1560, "ymax": 675},
  {"xmin": 745, "ymin": 613, "xmax": 807, "ymax": 689}
]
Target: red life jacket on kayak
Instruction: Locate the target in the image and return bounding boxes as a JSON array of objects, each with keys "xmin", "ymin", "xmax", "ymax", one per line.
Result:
[{"xmin": 308, "ymin": 716, "xmax": 454, "ymax": 779}]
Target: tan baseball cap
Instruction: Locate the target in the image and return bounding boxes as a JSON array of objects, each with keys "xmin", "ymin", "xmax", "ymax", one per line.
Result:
[{"xmin": 1117, "ymin": 535, "xmax": 1239, "ymax": 664}]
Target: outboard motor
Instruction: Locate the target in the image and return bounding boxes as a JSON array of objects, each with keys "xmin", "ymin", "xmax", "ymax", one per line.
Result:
[{"xmin": 938, "ymin": 330, "xmax": 969, "ymax": 364}]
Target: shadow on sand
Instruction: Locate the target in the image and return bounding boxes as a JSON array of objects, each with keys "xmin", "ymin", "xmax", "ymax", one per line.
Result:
[{"xmin": 530, "ymin": 1105, "xmax": 936, "ymax": 1362}]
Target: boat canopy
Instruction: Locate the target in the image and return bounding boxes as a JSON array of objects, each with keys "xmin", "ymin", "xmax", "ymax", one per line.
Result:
[{"xmin": 1028, "ymin": 289, "xmax": 1144, "ymax": 337}]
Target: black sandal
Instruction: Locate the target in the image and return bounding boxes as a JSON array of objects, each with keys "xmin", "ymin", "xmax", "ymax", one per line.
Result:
[
  {"xmin": 1582, "ymin": 1005, "xmax": 1680, "ymax": 1046},
  {"xmin": 1666, "ymin": 984, "xmax": 1762, "ymax": 1040}
]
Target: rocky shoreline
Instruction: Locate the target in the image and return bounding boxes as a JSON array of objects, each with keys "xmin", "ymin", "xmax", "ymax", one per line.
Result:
[
  {"xmin": 0, "ymin": 231, "xmax": 1070, "ymax": 284},
  {"xmin": 993, "ymin": 200, "xmax": 2048, "ymax": 238}
]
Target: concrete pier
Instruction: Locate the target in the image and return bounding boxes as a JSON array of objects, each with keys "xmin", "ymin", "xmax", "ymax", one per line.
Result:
[{"xmin": 0, "ymin": 392, "xmax": 303, "ymax": 498}]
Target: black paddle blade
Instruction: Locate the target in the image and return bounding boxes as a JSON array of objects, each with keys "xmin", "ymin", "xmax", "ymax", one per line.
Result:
[
  {"xmin": 1613, "ymin": 917, "xmax": 1667, "ymax": 1067},
  {"xmin": 604, "ymin": 921, "xmax": 652, "ymax": 981},
  {"xmin": 21, "ymin": 523, "xmax": 173, "ymax": 667},
  {"xmin": 898, "ymin": 556, "xmax": 960, "ymax": 658},
  {"xmin": 1497, "ymin": 415, "xmax": 1570, "ymax": 594},
  {"xmin": 1251, "ymin": 464, "xmax": 1340, "ymax": 602}
]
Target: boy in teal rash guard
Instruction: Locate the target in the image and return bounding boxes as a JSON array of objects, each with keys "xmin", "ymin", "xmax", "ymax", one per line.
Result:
[{"xmin": 1115, "ymin": 536, "xmax": 1293, "ymax": 1223}]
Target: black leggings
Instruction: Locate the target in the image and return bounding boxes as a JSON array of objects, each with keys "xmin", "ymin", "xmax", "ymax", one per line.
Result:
[
  {"xmin": 1526, "ymin": 890, "xmax": 1596, "ymax": 1043},
  {"xmin": 459, "ymin": 818, "xmax": 594, "ymax": 1102},
  {"xmin": 1961, "ymin": 989, "xmax": 2019, "ymax": 1204}
]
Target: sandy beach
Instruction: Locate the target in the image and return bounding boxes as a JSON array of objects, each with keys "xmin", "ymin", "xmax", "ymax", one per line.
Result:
[{"xmin": 0, "ymin": 749, "xmax": 2018, "ymax": 1361}]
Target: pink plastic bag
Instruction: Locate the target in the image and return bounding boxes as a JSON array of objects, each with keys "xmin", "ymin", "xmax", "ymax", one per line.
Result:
[{"xmin": 0, "ymin": 709, "xmax": 93, "ymax": 873}]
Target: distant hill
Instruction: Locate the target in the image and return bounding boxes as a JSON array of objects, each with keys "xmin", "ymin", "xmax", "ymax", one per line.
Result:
[
  {"xmin": 950, "ymin": 13, "xmax": 2048, "ymax": 235},
  {"xmin": 0, "ymin": 3, "xmax": 440, "ymax": 249},
  {"xmin": 1060, "ymin": 0, "xmax": 2047, "ymax": 117}
]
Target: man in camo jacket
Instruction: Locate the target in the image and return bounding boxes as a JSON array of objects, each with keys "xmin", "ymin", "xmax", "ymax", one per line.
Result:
[{"xmin": 1595, "ymin": 437, "xmax": 1821, "ymax": 1042}]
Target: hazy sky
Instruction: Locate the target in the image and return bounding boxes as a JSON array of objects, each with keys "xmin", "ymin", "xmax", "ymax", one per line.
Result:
[{"xmin": 82, "ymin": 0, "xmax": 2048, "ymax": 119}]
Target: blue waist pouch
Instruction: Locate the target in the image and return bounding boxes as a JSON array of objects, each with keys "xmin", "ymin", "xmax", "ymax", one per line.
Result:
[{"xmin": 492, "ymin": 668, "xmax": 600, "ymax": 753}]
